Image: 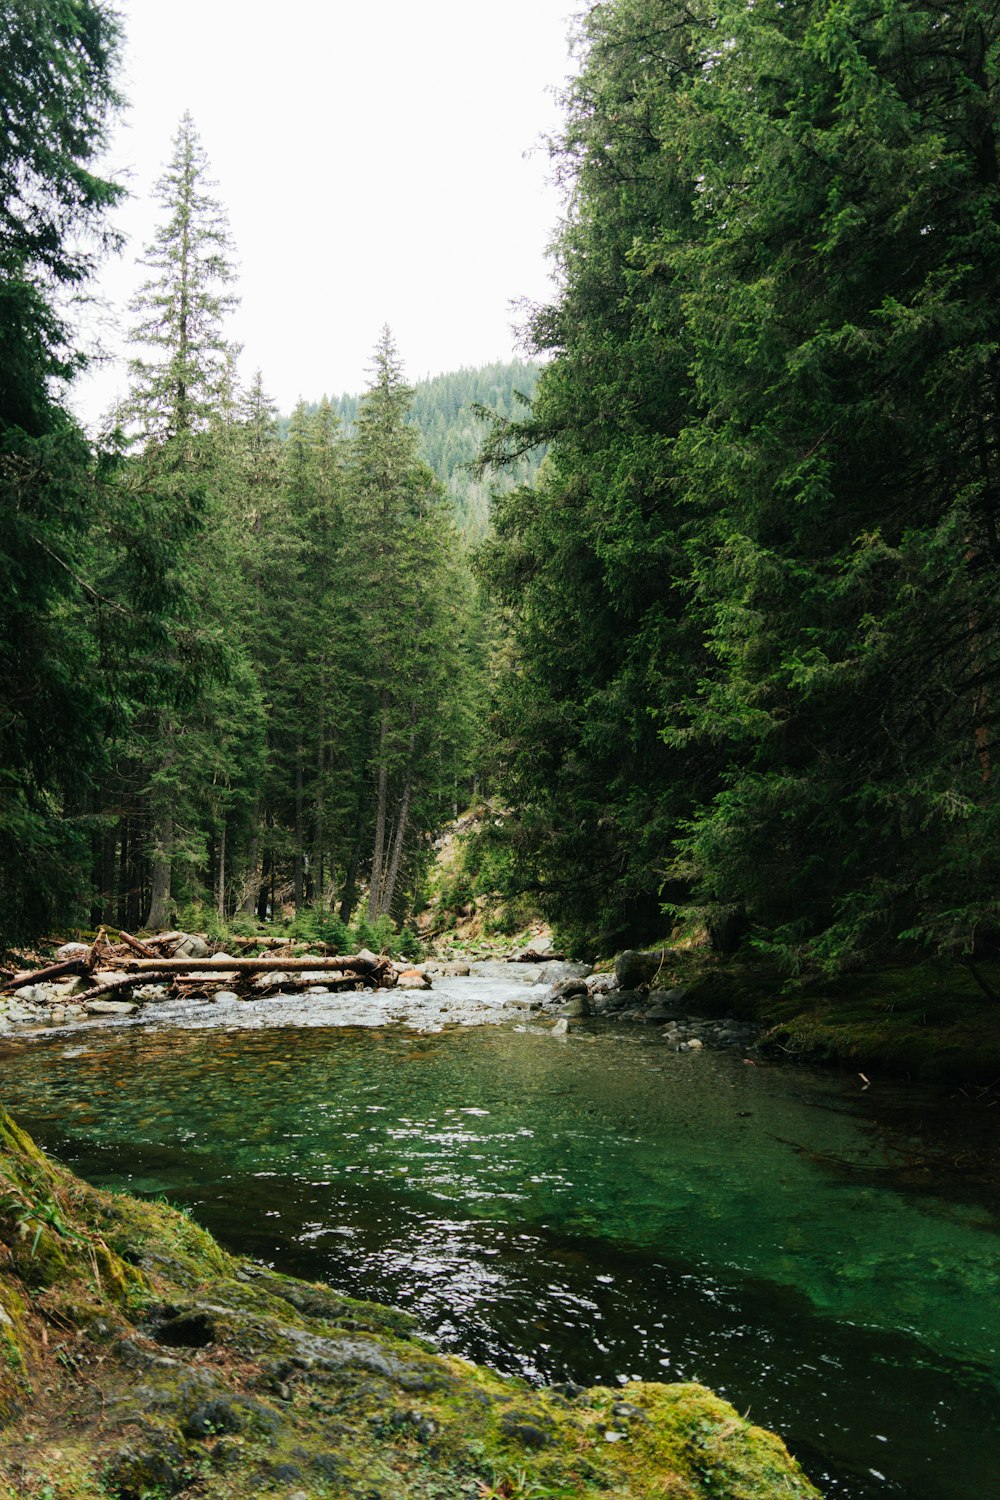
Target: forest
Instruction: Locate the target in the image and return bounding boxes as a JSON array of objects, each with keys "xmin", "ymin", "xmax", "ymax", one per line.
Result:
[{"xmin": 6, "ymin": 0, "xmax": 1000, "ymax": 989}]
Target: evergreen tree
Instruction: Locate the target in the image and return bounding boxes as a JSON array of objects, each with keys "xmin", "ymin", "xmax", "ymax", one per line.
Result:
[
  {"xmin": 124, "ymin": 112, "xmax": 239, "ymax": 445},
  {"xmin": 348, "ymin": 329, "xmax": 475, "ymax": 922},
  {"xmin": 0, "ymin": 0, "xmax": 123, "ymax": 949},
  {"xmin": 666, "ymin": 0, "xmax": 1000, "ymax": 968},
  {"xmin": 112, "ymin": 115, "xmax": 245, "ymax": 929},
  {"xmin": 474, "ymin": 0, "xmax": 710, "ymax": 953}
]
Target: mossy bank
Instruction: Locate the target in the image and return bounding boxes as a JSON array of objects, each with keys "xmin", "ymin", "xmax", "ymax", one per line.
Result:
[
  {"xmin": 623, "ymin": 947, "xmax": 1000, "ymax": 1085},
  {"xmin": 0, "ymin": 1105, "xmax": 818, "ymax": 1499}
]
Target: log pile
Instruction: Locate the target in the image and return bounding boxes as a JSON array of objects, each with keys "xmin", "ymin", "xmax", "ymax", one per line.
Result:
[{"xmin": 0, "ymin": 928, "xmax": 402, "ymax": 1025}]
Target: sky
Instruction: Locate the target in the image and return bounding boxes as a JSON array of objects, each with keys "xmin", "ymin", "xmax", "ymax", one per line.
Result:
[{"xmin": 71, "ymin": 0, "xmax": 579, "ymax": 429}]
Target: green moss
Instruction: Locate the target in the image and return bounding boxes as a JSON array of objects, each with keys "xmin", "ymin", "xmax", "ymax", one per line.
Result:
[{"xmin": 754, "ymin": 961, "xmax": 1000, "ymax": 1081}]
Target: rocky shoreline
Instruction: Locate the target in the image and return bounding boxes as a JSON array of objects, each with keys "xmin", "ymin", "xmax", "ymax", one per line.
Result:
[{"xmin": 0, "ymin": 935, "xmax": 766, "ymax": 1054}]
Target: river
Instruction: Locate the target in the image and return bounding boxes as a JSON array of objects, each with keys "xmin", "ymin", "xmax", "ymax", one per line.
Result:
[{"xmin": 0, "ymin": 963, "xmax": 997, "ymax": 1500}]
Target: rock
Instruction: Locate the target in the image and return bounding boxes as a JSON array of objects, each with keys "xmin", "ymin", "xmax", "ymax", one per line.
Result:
[
  {"xmin": 648, "ymin": 986, "xmax": 688, "ymax": 1007},
  {"xmin": 687, "ymin": 1037, "xmax": 704, "ymax": 1051},
  {"xmin": 213, "ymin": 990, "xmax": 240, "ymax": 1004},
  {"xmin": 397, "ymin": 969, "xmax": 431, "ymax": 991},
  {"xmin": 254, "ymin": 973, "xmax": 289, "ymax": 991},
  {"xmin": 426, "ymin": 961, "xmax": 471, "ymax": 977},
  {"xmin": 85, "ymin": 999, "xmax": 138, "ymax": 1016},
  {"xmin": 547, "ymin": 978, "xmax": 588, "ymax": 1002},
  {"xmin": 210, "ymin": 951, "xmax": 236, "ymax": 963},
  {"xmin": 559, "ymin": 993, "xmax": 590, "ymax": 1018},
  {"xmin": 16, "ymin": 984, "xmax": 55, "ymax": 1008},
  {"xmin": 133, "ymin": 984, "xmax": 170, "ymax": 1002},
  {"xmin": 55, "ymin": 942, "xmax": 91, "ymax": 961},
  {"xmin": 551, "ymin": 1018, "xmax": 570, "ymax": 1035},
  {"xmin": 614, "ymin": 949, "xmax": 669, "ymax": 990},
  {"xmin": 174, "ymin": 933, "xmax": 211, "ymax": 960}
]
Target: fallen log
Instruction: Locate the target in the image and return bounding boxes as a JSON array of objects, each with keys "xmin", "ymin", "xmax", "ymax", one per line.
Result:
[
  {"xmin": 142, "ymin": 931, "xmax": 184, "ymax": 950},
  {"xmin": 227, "ymin": 935, "xmax": 306, "ymax": 949},
  {"xmin": 71, "ymin": 974, "xmax": 143, "ymax": 1005},
  {"xmin": 3, "ymin": 956, "xmax": 92, "ymax": 993},
  {"xmin": 123, "ymin": 953, "xmax": 387, "ymax": 976},
  {"xmin": 116, "ymin": 930, "xmax": 159, "ymax": 959},
  {"xmin": 250, "ymin": 973, "xmax": 365, "ymax": 993}
]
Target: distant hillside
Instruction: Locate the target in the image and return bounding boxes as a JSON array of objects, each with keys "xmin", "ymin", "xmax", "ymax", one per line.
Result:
[{"xmin": 286, "ymin": 359, "xmax": 545, "ymax": 535}]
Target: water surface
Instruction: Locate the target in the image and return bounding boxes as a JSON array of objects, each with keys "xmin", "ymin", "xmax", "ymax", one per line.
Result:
[{"xmin": 2, "ymin": 1013, "xmax": 998, "ymax": 1500}]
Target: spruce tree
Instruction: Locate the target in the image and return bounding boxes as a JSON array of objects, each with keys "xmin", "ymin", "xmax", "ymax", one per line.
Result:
[
  {"xmin": 115, "ymin": 115, "xmax": 245, "ymax": 928},
  {"xmin": 347, "ymin": 329, "xmax": 474, "ymax": 922},
  {"xmin": 124, "ymin": 112, "xmax": 239, "ymax": 445},
  {"xmin": 0, "ymin": 0, "xmax": 123, "ymax": 949}
]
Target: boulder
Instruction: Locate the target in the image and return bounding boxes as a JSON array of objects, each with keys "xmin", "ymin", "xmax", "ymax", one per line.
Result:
[
  {"xmin": 397, "ymin": 969, "xmax": 431, "ymax": 991},
  {"xmin": 85, "ymin": 1000, "xmax": 138, "ymax": 1016},
  {"xmin": 546, "ymin": 978, "xmax": 588, "ymax": 1003},
  {"xmin": 559, "ymin": 993, "xmax": 590, "ymax": 1018},
  {"xmin": 174, "ymin": 933, "xmax": 211, "ymax": 960},
  {"xmin": 614, "ymin": 949, "xmax": 668, "ymax": 990},
  {"xmin": 55, "ymin": 942, "xmax": 91, "ymax": 961}
]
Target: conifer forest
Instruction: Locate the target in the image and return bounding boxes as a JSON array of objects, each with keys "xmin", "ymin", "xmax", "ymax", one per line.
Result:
[
  {"xmin": 9, "ymin": 8, "xmax": 1000, "ymax": 1500},
  {"xmin": 7, "ymin": 0, "xmax": 1000, "ymax": 983}
]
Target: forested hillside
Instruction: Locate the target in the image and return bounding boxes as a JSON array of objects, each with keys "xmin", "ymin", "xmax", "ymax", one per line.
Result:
[
  {"xmin": 476, "ymin": 0, "xmax": 1000, "ymax": 972},
  {"xmin": 296, "ymin": 360, "xmax": 543, "ymax": 535}
]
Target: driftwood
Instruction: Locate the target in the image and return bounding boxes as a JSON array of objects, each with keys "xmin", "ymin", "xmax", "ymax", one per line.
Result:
[
  {"xmin": 141, "ymin": 931, "xmax": 184, "ymax": 950},
  {"xmin": 71, "ymin": 974, "xmax": 146, "ymax": 1005},
  {"xmin": 227, "ymin": 935, "xmax": 306, "ymax": 949},
  {"xmin": 123, "ymin": 953, "xmax": 387, "ymax": 976},
  {"xmin": 3, "ymin": 956, "xmax": 92, "ymax": 993},
  {"xmin": 116, "ymin": 930, "xmax": 159, "ymax": 959}
]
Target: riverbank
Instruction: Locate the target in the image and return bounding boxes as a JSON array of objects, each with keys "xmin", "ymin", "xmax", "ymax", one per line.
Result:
[
  {"xmin": 650, "ymin": 953, "xmax": 1000, "ymax": 1086},
  {"xmin": 0, "ymin": 1102, "xmax": 819, "ymax": 1500}
]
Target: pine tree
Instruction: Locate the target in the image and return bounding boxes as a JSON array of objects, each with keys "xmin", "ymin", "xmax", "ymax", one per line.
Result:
[
  {"xmin": 114, "ymin": 115, "xmax": 244, "ymax": 928},
  {"xmin": 0, "ymin": 0, "xmax": 124, "ymax": 949},
  {"xmin": 347, "ymin": 329, "xmax": 475, "ymax": 922},
  {"xmin": 124, "ymin": 112, "xmax": 239, "ymax": 446}
]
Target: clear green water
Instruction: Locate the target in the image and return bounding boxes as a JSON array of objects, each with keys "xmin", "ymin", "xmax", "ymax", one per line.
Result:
[{"xmin": 1, "ymin": 1019, "xmax": 998, "ymax": 1500}]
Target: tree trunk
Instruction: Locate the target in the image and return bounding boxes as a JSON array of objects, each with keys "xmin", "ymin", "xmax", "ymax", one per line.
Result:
[
  {"xmin": 216, "ymin": 816, "xmax": 227, "ymax": 919},
  {"xmin": 368, "ymin": 698, "xmax": 390, "ymax": 919},
  {"xmin": 339, "ymin": 803, "xmax": 366, "ymax": 926},
  {"xmin": 146, "ymin": 811, "xmax": 173, "ymax": 930},
  {"xmin": 294, "ymin": 741, "xmax": 305, "ymax": 908},
  {"xmin": 239, "ymin": 801, "xmax": 261, "ymax": 917},
  {"xmin": 381, "ymin": 767, "xmax": 413, "ymax": 919}
]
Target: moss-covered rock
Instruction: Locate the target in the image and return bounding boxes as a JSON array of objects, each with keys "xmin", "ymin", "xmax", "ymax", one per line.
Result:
[{"xmin": 0, "ymin": 1103, "xmax": 820, "ymax": 1499}]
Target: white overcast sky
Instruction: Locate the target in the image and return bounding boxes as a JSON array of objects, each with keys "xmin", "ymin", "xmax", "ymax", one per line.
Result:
[{"xmin": 71, "ymin": 0, "xmax": 579, "ymax": 428}]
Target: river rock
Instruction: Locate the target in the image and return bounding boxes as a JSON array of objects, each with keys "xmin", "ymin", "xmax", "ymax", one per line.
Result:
[
  {"xmin": 133, "ymin": 984, "xmax": 170, "ymax": 1001},
  {"xmin": 214, "ymin": 990, "xmax": 240, "ymax": 1004},
  {"xmin": 254, "ymin": 972, "xmax": 289, "ymax": 991},
  {"xmin": 547, "ymin": 977, "xmax": 588, "ymax": 1002},
  {"xmin": 426, "ymin": 961, "xmax": 471, "ymax": 977},
  {"xmin": 85, "ymin": 999, "xmax": 138, "ymax": 1016},
  {"xmin": 558, "ymin": 993, "xmax": 590, "ymax": 1018},
  {"xmin": 174, "ymin": 933, "xmax": 211, "ymax": 959},
  {"xmin": 55, "ymin": 942, "xmax": 92, "ymax": 961},
  {"xmin": 397, "ymin": 969, "xmax": 431, "ymax": 991},
  {"xmin": 15, "ymin": 984, "xmax": 52, "ymax": 1005},
  {"xmin": 647, "ymin": 986, "xmax": 688, "ymax": 1007},
  {"xmin": 614, "ymin": 949, "xmax": 669, "ymax": 990}
]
